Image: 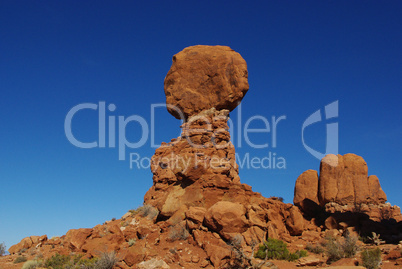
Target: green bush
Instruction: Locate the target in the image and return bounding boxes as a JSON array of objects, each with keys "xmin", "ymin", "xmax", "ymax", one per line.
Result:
[
  {"xmin": 361, "ymin": 248, "xmax": 382, "ymax": 269},
  {"xmin": 44, "ymin": 253, "xmax": 71, "ymax": 268},
  {"xmin": 14, "ymin": 255, "xmax": 28, "ymax": 263},
  {"xmin": 22, "ymin": 260, "xmax": 42, "ymax": 269},
  {"xmin": 76, "ymin": 256, "xmax": 98, "ymax": 268},
  {"xmin": 255, "ymin": 238, "xmax": 307, "ymax": 261},
  {"xmin": 295, "ymin": 250, "xmax": 308, "ymax": 258},
  {"xmin": 44, "ymin": 253, "xmax": 105, "ymax": 269}
]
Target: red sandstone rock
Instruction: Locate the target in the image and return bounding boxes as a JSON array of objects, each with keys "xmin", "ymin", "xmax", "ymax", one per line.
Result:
[
  {"xmin": 368, "ymin": 175, "xmax": 387, "ymax": 204},
  {"xmin": 294, "ymin": 169, "xmax": 319, "ymax": 211},
  {"xmin": 386, "ymin": 249, "xmax": 402, "ymax": 260},
  {"xmin": 343, "ymin": 154, "xmax": 370, "ymax": 204},
  {"xmin": 285, "ymin": 206, "xmax": 305, "ymax": 236},
  {"xmin": 204, "ymin": 201, "xmax": 249, "ymax": 239},
  {"xmin": 64, "ymin": 228, "xmax": 92, "ymax": 251},
  {"xmin": 164, "ymin": 45, "xmax": 249, "ymax": 119},
  {"xmin": 298, "ymin": 154, "xmax": 390, "ymax": 209},
  {"xmin": 8, "ymin": 237, "xmax": 33, "ymax": 254}
]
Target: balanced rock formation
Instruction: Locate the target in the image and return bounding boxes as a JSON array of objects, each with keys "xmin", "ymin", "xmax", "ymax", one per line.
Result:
[
  {"xmin": 145, "ymin": 45, "xmax": 304, "ymax": 244},
  {"xmin": 164, "ymin": 45, "xmax": 249, "ymax": 119},
  {"xmin": 9, "ymin": 46, "xmax": 305, "ymax": 269},
  {"xmin": 8, "ymin": 46, "xmax": 402, "ymax": 268}
]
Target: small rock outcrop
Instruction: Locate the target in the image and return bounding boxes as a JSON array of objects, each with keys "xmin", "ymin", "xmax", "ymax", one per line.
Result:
[
  {"xmin": 294, "ymin": 153, "xmax": 402, "ymax": 243},
  {"xmin": 294, "ymin": 154, "xmax": 391, "ymax": 212},
  {"xmin": 319, "ymin": 153, "xmax": 387, "ymax": 206},
  {"xmin": 293, "ymin": 169, "xmax": 319, "ymax": 214}
]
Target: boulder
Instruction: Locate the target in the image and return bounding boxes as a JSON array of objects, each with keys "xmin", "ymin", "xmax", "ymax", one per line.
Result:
[
  {"xmin": 368, "ymin": 175, "xmax": 387, "ymax": 204},
  {"xmin": 343, "ymin": 154, "xmax": 370, "ymax": 204},
  {"xmin": 8, "ymin": 237, "xmax": 33, "ymax": 254},
  {"xmin": 294, "ymin": 169, "xmax": 320, "ymax": 213},
  {"xmin": 137, "ymin": 258, "xmax": 170, "ymax": 269},
  {"xmin": 319, "ymin": 154, "xmax": 350, "ymax": 205},
  {"xmin": 285, "ymin": 207, "xmax": 305, "ymax": 236},
  {"xmin": 204, "ymin": 201, "xmax": 249, "ymax": 239},
  {"xmin": 164, "ymin": 45, "xmax": 249, "ymax": 119},
  {"xmin": 64, "ymin": 228, "xmax": 92, "ymax": 250}
]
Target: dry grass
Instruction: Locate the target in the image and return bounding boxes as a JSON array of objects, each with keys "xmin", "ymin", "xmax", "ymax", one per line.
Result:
[{"xmin": 168, "ymin": 224, "xmax": 189, "ymax": 241}]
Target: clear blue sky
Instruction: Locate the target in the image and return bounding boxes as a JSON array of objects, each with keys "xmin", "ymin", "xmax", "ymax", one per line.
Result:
[{"xmin": 1, "ymin": 1, "xmax": 401, "ymax": 249}]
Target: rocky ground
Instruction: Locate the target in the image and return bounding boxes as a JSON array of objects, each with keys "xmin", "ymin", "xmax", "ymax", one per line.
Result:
[{"xmin": 3, "ymin": 46, "xmax": 401, "ymax": 269}]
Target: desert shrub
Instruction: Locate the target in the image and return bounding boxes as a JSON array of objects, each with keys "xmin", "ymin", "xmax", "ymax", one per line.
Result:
[
  {"xmin": 295, "ymin": 250, "xmax": 308, "ymax": 258},
  {"xmin": 361, "ymin": 248, "xmax": 382, "ymax": 269},
  {"xmin": 0, "ymin": 242, "xmax": 6, "ymax": 256},
  {"xmin": 368, "ymin": 232, "xmax": 385, "ymax": 246},
  {"xmin": 305, "ymin": 243, "xmax": 324, "ymax": 254},
  {"xmin": 22, "ymin": 260, "xmax": 42, "ymax": 269},
  {"xmin": 323, "ymin": 234, "xmax": 359, "ymax": 263},
  {"xmin": 95, "ymin": 251, "xmax": 117, "ymax": 269},
  {"xmin": 35, "ymin": 252, "xmax": 44, "ymax": 260},
  {"xmin": 255, "ymin": 238, "xmax": 307, "ymax": 261},
  {"xmin": 44, "ymin": 253, "xmax": 100, "ymax": 269},
  {"xmin": 255, "ymin": 238, "xmax": 289, "ymax": 260},
  {"xmin": 120, "ymin": 220, "xmax": 129, "ymax": 227},
  {"xmin": 269, "ymin": 196, "xmax": 284, "ymax": 202},
  {"xmin": 325, "ymin": 237, "xmax": 343, "ymax": 263},
  {"xmin": 168, "ymin": 224, "xmax": 189, "ymax": 241},
  {"xmin": 226, "ymin": 235, "xmax": 248, "ymax": 268},
  {"xmin": 230, "ymin": 234, "xmax": 243, "ymax": 248},
  {"xmin": 14, "ymin": 256, "xmax": 28, "ymax": 263},
  {"xmin": 128, "ymin": 238, "xmax": 136, "ymax": 247},
  {"xmin": 342, "ymin": 234, "xmax": 359, "ymax": 258},
  {"xmin": 138, "ymin": 204, "xmax": 159, "ymax": 219}
]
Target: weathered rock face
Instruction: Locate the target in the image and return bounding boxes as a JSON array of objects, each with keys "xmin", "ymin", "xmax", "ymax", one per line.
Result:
[
  {"xmin": 368, "ymin": 175, "xmax": 387, "ymax": 204},
  {"xmin": 293, "ymin": 169, "xmax": 319, "ymax": 213},
  {"xmin": 318, "ymin": 153, "xmax": 386, "ymax": 206},
  {"xmin": 295, "ymin": 154, "xmax": 388, "ymax": 208},
  {"xmin": 164, "ymin": 45, "xmax": 249, "ymax": 119},
  {"xmin": 8, "ymin": 235, "xmax": 47, "ymax": 254},
  {"xmin": 144, "ymin": 108, "xmax": 243, "ymax": 215},
  {"xmin": 294, "ymin": 153, "xmax": 401, "ymax": 223}
]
